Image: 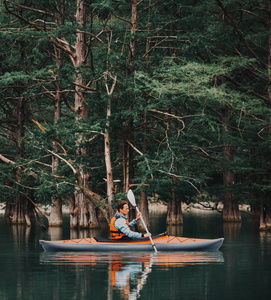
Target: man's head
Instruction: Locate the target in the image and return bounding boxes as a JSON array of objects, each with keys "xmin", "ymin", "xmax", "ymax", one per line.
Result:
[{"xmin": 117, "ymin": 200, "xmax": 129, "ymax": 216}]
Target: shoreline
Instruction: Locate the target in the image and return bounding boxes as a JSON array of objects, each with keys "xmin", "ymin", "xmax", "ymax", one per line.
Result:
[{"xmin": 0, "ymin": 202, "xmax": 250, "ymax": 215}]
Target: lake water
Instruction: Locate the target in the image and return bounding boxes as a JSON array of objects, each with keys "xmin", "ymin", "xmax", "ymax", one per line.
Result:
[{"xmin": 0, "ymin": 210, "xmax": 271, "ymax": 300}]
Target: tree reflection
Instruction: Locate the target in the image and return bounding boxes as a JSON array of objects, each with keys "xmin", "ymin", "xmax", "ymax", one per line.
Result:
[
  {"xmin": 166, "ymin": 224, "xmax": 183, "ymax": 236},
  {"xmin": 40, "ymin": 251, "xmax": 224, "ymax": 299},
  {"xmin": 223, "ymin": 222, "xmax": 241, "ymax": 241}
]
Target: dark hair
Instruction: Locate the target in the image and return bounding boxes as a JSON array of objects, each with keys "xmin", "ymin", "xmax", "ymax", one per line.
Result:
[{"xmin": 117, "ymin": 200, "xmax": 128, "ymax": 211}]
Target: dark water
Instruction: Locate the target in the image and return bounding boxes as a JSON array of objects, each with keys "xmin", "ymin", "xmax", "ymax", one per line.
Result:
[{"xmin": 0, "ymin": 211, "xmax": 271, "ymax": 300}]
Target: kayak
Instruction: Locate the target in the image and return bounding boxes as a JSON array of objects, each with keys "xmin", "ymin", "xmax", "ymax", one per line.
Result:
[
  {"xmin": 39, "ymin": 233, "xmax": 224, "ymax": 252},
  {"xmin": 40, "ymin": 233, "xmax": 224, "ymax": 252}
]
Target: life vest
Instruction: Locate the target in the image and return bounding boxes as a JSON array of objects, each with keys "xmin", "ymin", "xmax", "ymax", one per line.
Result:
[{"xmin": 110, "ymin": 216, "xmax": 130, "ymax": 239}]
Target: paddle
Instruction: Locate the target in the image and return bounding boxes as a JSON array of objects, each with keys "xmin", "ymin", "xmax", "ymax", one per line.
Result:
[{"xmin": 127, "ymin": 189, "xmax": 158, "ymax": 253}]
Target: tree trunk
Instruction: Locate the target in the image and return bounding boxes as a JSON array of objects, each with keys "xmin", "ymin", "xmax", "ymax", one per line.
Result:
[
  {"xmin": 11, "ymin": 98, "xmax": 28, "ymax": 225},
  {"xmin": 49, "ymin": 46, "xmax": 63, "ymax": 227},
  {"xmin": 48, "ymin": 195, "xmax": 62, "ymax": 227},
  {"xmin": 222, "ymin": 107, "xmax": 241, "ymax": 222},
  {"xmin": 122, "ymin": 0, "xmax": 138, "ymax": 192},
  {"xmin": 104, "ymin": 127, "xmax": 115, "ymax": 219},
  {"xmin": 104, "ymin": 74, "xmax": 118, "ymax": 220},
  {"xmin": 70, "ymin": 192, "xmax": 99, "ymax": 228},
  {"xmin": 250, "ymin": 202, "xmax": 261, "ymax": 219},
  {"xmin": 260, "ymin": 201, "xmax": 271, "ymax": 231},
  {"xmin": 138, "ymin": 191, "xmax": 150, "ymax": 231},
  {"xmin": 123, "ymin": 133, "xmax": 132, "ymax": 193},
  {"xmin": 71, "ymin": 0, "xmax": 99, "ymax": 229},
  {"xmin": 166, "ymin": 190, "xmax": 183, "ymax": 225},
  {"xmin": 260, "ymin": 1, "xmax": 271, "ymax": 231},
  {"xmin": 223, "ymin": 170, "xmax": 241, "ymax": 222},
  {"xmin": 12, "ymin": 194, "xmax": 25, "ymax": 225},
  {"xmin": 129, "ymin": 0, "xmax": 137, "ymax": 66}
]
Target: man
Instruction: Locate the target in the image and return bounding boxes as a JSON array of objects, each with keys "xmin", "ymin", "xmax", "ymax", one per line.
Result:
[{"xmin": 110, "ymin": 200, "xmax": 151, "ymax": 240}]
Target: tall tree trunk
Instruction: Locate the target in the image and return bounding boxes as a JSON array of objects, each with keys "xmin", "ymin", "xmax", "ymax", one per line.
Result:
[
  {"xmin": 12, "ymin": 98, "xmax": 27, "ymax": 225},
  {"xmin": 137, "ymin": 111, "xmax": 150, "ymax": 230},
  {"xmin": 135, "ymin": 1, "xmax": 155, "ymax": 229},
  {"xmin": 260, "ymin": 1, "xmax": 271, "ymax": 231},
  {"xmin": 129, "ymin": 0, "xmax": 137, "ymax": 66},
  {"xmin": 222, "ymin": 106, "xmax": 241, "ymax": 222},
  {"xmin": 250, "ymin": 202, "xmax": 260, "ymax": 219},
  {"xmin": 104, "ymin": 107, "xmax": 114, "ymax": 218},
  {"xmin": 166, "ymin": 189, "xmax": 183, "ymax": 225},
  {"xmin": 70, "ymin": 0, "xmax": 99, "ymax": 229},
  {"xmin": 49, "ymin": 46, "xmax": 63, "ymax": 227},
  {"xmin": 138, "ymin": 190, "xmax": 150, "ymax": 231},
  {"xmin": 123, "ymin": 0, "xmax": 138, "ymax": 193},
  {"xmin": 5, "ymin": 98, "xmax": 36, "ymax": 226},
  {"xmin": 259, "ymin": 201, "xmax": 271, "ymax": 230},
  {"xmin": 125, "ymin": 0, "xmax": 138, "ymax": 224},
  {"xmin": 123, "ymin": 130, "xmax": 132, "ymax": 193},
  {"xmin": 104, "ymin": 73, "xmax": 117, "ymax": 220}
]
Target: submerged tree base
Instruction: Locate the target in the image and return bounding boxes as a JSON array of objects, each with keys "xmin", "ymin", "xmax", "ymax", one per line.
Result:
[
  {"xmin": 166, "ymin": 220, "xmax": 184, "ymax": 225},
  {"xmin": 223, "ymin": 216, "xmax": 242, "ymax": 222},
  {"xmin": 259, "ymin": 224, "xmax": 271, "ymax": 231},
  {"xmin": 259, "ymin": 203, "xmax": 271, "ymax": 231}
]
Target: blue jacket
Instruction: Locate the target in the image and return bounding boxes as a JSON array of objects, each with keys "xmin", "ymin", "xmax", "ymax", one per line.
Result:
[{"xmin": 114, "ymin": 213, "xmax": 142, "ymax": 239}]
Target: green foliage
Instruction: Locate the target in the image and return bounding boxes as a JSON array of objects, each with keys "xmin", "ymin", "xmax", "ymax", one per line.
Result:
[{"xmin": 0, "ymin": 0, "xmax": 270, "ymax": 213}]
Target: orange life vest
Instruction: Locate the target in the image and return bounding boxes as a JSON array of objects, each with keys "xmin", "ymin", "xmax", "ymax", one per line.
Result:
[{"xmin": 110, "ymin": 216, "xmax": 130, "ymax": 239}]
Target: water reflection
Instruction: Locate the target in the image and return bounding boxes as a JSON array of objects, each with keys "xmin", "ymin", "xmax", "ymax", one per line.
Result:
[
  {"xmin": 40, "ymin": 251, "xmax": 224, "ymax": 299},
  {"xmin": 223, "ymin": 222, "xmax": 241, "ymax": 241},
  {"xmin": 4, "ymin": 211, "xmax": 271, "ymax": 300},
  {"xmin": 12, "ymin": 226, "xmax": 30, "ymax": 244},
  {"xmin": 166, "ymin": 224, "xmax": 183, "ymax": 236},
  {"xmin": 48, "ymin": 227, "xmax": 63, "ymax": 241},
  {"xmin": 259, "ymin": 231, "xmax": 271, "ymax": 255}
]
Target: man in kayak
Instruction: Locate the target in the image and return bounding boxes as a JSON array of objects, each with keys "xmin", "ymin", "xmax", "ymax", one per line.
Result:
[{"xmin": 110, "ymin": 200, "xmax": 151, "ymax": 240}]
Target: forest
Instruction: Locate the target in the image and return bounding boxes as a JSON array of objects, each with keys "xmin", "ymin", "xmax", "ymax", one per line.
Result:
[{"xmin": 0, "ymin": 0, "xmax": 270, "ymax": 231}]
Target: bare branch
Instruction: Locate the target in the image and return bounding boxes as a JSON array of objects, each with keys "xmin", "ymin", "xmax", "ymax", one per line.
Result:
[
  {"xmin": 158, "ymin": 169, "xmax": 201, "ymax": 193},
  {"xmin": 111, "ymin": 12, "xmax": 132, "ymax": 25},
  {"xmin": 149, "ymin": 109, "xmax": 186, "ymax": 131},
  {"xmin": 0, "ymin": 154, "xmax": 15, "ymax": 165},
  {"xmin": 4, "ymin": 0, "xmax": 58, "ymax": 19},
  {"xmin": 104, "ymin": 72, "xmax": 118, "ymax": 95},
  {"xmin": 126, "ymin": 140, "xmax": 154, "ymax": 179},
  {"xmin": 215, "ymin": 0, "xmax": 267, "ymax": 68},
  {"xmin": 45, "ymin": 149, "xmax": 77, "ymax": 176}
]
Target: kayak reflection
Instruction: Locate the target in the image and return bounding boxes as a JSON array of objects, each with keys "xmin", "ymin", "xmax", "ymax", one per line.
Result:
[
  {"xmin": 40, "ymin": 251, "xmax": 224, "ymax": 267},
  {"xmin": 40, "ymin": 251, "xmax": 224, "ymax": 299}
]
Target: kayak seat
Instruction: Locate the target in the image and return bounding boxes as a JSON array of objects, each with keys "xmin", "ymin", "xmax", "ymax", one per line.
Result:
[{"xmin": 94, "ymin": 232, "xmax": 167, "ymax": 243}]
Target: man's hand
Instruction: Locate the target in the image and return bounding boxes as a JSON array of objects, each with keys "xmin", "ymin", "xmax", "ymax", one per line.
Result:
[
  {"xmin": 143, "ymin": 232, "xmax": 151, "ymax": 238},
  {"xmin": 135, "ymin": 212, "xmax": 142, "ymax": 221}
]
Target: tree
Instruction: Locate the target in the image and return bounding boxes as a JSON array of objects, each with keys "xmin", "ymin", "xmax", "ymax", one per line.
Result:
[
  {"xmin": 1, "ymin": 0, "xmax": 270, "ymax": 233},
  {"xmin": 213, "ymin": 0, "xmax": 271, "ymax": 228}
]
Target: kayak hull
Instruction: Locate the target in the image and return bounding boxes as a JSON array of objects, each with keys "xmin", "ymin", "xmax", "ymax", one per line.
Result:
[{"xmin": 39, "ymin": 233, "xmax": 224, "ymax": 252}]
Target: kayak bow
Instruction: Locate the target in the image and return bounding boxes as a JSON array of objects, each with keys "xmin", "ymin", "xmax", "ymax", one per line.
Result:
[{"xmin": 39, "ymin": 233, "xmax": 224, "ymax": 252}]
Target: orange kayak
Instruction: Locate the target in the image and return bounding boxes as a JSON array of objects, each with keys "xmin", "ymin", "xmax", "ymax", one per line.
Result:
[{"xmin": 39, "ymin": 233, "xmax": 224, "ymax": 252}]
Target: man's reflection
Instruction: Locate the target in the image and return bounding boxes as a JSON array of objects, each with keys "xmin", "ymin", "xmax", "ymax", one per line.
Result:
[{"xmin": 40, "ymin": 251, "xmax": 224, "ymax": 299}]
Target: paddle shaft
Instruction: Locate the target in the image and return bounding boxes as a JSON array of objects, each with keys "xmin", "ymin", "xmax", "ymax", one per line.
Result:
[{"xmin": 136, "ymin": 206, "xmax": 158, "ymax": 253}]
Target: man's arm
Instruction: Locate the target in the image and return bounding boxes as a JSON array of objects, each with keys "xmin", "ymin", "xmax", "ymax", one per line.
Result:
[{"xmin": 115, "ymin": 218, "xmax": 142, "ymax": 239}]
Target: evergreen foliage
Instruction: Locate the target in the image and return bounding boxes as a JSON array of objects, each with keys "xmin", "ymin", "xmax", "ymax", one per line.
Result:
[{"xmin": 0, "ymin": 0, "xmax": 270, "ymax": 226}]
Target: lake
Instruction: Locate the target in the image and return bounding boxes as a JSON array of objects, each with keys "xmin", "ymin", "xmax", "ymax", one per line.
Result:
[{"xmin": 0, "ymin": 210, "xmax": 270, "ymax": 300}]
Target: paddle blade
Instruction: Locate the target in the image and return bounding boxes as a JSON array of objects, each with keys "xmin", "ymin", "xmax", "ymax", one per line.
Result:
[{"xmin": 127, "ymin": 189, "xmax": 136, "ymax": 207}]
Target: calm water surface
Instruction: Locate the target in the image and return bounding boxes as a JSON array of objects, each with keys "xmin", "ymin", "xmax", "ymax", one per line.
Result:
[{"xmin": 0, "ymin": 211, "xmax": 271, "ymax": 300}]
